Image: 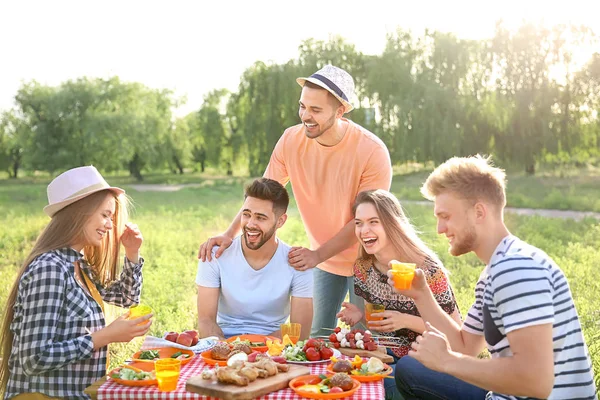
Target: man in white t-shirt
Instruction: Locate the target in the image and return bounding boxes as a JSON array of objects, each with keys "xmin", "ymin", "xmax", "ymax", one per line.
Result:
[
  {"xmin": 389, "ymin": 156, "xmax": 597, "ymax": 400},
  {"xmin": 196, "ymin": 178, "xmax": 313, "ymax": 340}
]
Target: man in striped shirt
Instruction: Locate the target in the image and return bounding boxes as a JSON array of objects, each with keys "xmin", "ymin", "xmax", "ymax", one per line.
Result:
[{"xmin": 390, "ymin": 155, "xmax": 597, "ymax": 400}]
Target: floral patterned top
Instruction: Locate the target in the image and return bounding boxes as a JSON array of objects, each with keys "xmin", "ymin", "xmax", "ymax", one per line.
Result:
[{"xmin": 354, "ymin": 256, "xmax": 459, "ymax": 358}]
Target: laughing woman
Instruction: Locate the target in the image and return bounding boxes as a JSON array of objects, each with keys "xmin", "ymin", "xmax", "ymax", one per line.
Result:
[
  {"xmin": 337, "ymin": 190, "xmax": 461, "ymax": 400},
  {"xmin": 0, "ymin": 166, "xmax": 152, "ymax": 400}
]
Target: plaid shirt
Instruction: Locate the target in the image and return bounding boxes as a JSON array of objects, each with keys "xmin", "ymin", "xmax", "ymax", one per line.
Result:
[{"xmin": 5, "ymin": 248, "xmax": 144, "ymax": 400}]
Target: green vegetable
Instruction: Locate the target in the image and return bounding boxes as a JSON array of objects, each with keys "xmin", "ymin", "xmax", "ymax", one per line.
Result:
[
  {"xmin": 282, "ymin": 344, "xmax": 307, "ymax": 361},
  {"xmin": 171, "ymin": 351, "xmax": 182, "ymax": 358},
  {"xmin": 115, "ymin": 367, "xmax": 154, "ymax": 381},
  {"xmin": 139, "ymin": 350, "xmax": 160, "ymax": 360}
]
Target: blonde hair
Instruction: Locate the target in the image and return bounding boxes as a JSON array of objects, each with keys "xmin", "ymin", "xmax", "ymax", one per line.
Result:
[
  {"xmin": 0, "ymin": 190, "xmax": 130, "ymax": 396},
  {"xmin": 353, "ymin": 190, "xmax": 445, "ymax": 272},
  {"xmin": 421, "ymin": 155, "xmax": 507, "ymax": 209}
]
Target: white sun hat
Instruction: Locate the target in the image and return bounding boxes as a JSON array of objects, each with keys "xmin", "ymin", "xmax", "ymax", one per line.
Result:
[
  {"xmin": 43, "ymin": 166, "xmax": 125, "ymax": 217},
  {"xmin": 296, "ymin": 65, "xmax": 356, "ymax": 113}
]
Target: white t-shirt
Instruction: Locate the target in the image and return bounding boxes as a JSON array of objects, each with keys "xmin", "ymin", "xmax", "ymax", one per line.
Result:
[
  {"xmin": 196, "ymin": 236, "xmax": 313, "ymax": 337},
  {"xmin": 463, "ymin": 235, "xmax": 597, "ymax": 399}
]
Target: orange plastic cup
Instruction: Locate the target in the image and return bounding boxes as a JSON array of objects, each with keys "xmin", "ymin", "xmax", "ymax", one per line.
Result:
[
  {"xmin": 155, "ymin": 358, "xmax": 181, "ymax": 392},
  {"xmin": 280, "ymin": 323, "xmax": 301, "ymax": 344},
  {"xmin": 390, "ymin": 261, "xmax": 416, "ymax": 290},
  {"xmin": 127, "ymin": 304, "xmax": 153, "ymax": 326},
  {"xmin": 365, "ymin": 303, "xmax": 385, "ymax": 321}
]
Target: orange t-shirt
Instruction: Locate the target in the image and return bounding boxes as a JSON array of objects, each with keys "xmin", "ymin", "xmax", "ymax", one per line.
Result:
[{"xmin": 264, "ymin": 118, "xmax": 392, "ymax": 276}]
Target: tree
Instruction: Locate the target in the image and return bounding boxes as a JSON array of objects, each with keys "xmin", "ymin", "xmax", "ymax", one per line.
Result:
[
  {"xmin": 195, "ymin": 89, "xmax": 228, "ymax": 173},
  {"xmin": 492, "ymin": 22, "xmax": 557, "ymax": 173},
  {"xmin": 0, "ymin": 109, "xmax": 28, "ymax": 178}
]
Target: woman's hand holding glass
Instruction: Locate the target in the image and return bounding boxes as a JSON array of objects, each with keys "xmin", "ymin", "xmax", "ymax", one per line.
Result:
[
  {"xmin": 367, "ymin": 310, "xmax": 409, "ymax": 333},
  {"xmin": 90, "ymin": 311, "xmax": 152, "ymax": 349}
]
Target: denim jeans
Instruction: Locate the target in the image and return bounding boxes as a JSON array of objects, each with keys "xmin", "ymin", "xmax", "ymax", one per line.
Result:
[
  {"xmin": 310, "ymin": 267, "xmax": 366, "ymax": 337},
  {"xmin": 395, "ymin": 356, "xmax": 488, "ymax": 400},
  {"xmin": 385, "ymin": 349, "xmax": 404, "ymax": 400}
]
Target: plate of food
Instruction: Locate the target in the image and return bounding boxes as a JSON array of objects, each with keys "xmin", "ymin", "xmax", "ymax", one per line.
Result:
[
  {"xmin": 282, "ymin": 339, "xmax": 340, "ymax": 364},
  {"xmin": 200, "ymin": 340, "xmax": 288, "ymax": 366},
  {"xmin": 326, "ymin": 356, "xmax": 393, "ymax": 382},
  {"xmin": 201, "ymin": 341, "xmax": 251, "ymax": 366},
  {"xmin": 132, "ymin": 347, "xmax": 195, "ymax": 366},
  {"xmin": 225, "ymin": 334, "xmax": 279, "ymax": 353},
  {"xmin": 289, "ymin": 373, "xmax": 360, "ymax": 399},
  {"xmin": 107, "ymin": 365, "xmax": 157, "ymax": 386}
]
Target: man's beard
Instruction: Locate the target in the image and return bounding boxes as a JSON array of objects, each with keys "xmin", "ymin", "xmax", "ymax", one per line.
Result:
[
  {"xmin": 303, "ymin": 112, "xmax": 336, "ymax": 139},
  {"xmin": 243, "ymin": 224, "xmax": 277, "ymax": 250},
  {"xmin": 449, "ymin": 227, "xmax": 477, "ymax": 257}
]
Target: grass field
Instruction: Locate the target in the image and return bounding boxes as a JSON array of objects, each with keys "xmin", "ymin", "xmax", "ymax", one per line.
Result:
[{"xmin": 0, "ymin": 174, "xmax": 598, "ymax": 389}]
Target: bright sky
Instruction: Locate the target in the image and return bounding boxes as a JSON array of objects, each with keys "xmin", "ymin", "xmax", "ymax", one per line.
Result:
[{"xmin": 1, "ymin": 0, "xmax": 598, "ymax": 116}]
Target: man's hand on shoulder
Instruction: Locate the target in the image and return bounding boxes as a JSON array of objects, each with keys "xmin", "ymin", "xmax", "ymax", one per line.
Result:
[
  {"xmin": 198, "ymin": 235, "xmax": 233, "ymax": 261},
  {"xmin": 288, "ymin": 246, "xmax": 320, "ymax": 271}
]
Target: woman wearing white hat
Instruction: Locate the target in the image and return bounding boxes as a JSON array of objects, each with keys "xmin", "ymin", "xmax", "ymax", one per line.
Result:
[{"xmin": 0, "ymin": 166, "xmax": 151, "ymax": 400}]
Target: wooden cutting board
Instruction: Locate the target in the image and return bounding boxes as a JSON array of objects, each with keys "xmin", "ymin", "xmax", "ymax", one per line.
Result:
[
  {"xmin": 186, "ymin": 364, "xmax": 310, "ymax": 400},
  {"xmin": 338, "ymin": 345, "xmax": 394, "ymax": 363}
]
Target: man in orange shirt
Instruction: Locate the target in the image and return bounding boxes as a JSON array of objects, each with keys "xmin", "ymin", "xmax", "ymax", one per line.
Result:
[{"xmin": 199, "ymin": 65, "xmax": 392, "ymax": 336}]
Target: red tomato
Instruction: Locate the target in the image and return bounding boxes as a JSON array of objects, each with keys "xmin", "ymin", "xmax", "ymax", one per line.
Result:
[
  {"xmin": 320, "ymin": 347, "xmax": 334, "ymax": 359},
  {"xmin": 333, "ymin": 327, "xmax": 341, "ymax": 333},
  {"xmin": 329, "ymin": 387, "xmax": 343, "ymax": 393},
  {"xmin": 329, "ymin": 333, "xmax": 338, "ymax": 343},
  {"xmin": 305, "ymin": 347, "xmax": 321, "ymax": 361},
  {"xmin": 305, "ymin": 339, "xmax": 320, "ymax": 348}
]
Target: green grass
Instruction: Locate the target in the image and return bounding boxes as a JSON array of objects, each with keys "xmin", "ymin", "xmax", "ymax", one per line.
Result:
[
  {"xmin": 4, "ymin": 162, "xmax": 600, "ymax": 212},
  {"xmin": 390, "ymin": 166, "xmax": 600, "ymax": 212},
  {"xmin": 0, "ymin": 178, "xmax": 598, "ymax": 390}
]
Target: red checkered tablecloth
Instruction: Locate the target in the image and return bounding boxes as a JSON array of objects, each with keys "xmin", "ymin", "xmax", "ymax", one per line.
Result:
[{"xmin": 97, "ymin": 356, "xmax": 385, "ymax": 399}]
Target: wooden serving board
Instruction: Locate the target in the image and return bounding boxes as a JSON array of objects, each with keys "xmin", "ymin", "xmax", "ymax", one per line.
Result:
[
  {"xmin": 186, "ymin": 364, "xmax": 310, "ymax": 400},
  {"xmin": 338, "ymin": 345, "xmax": 394, "ymax": 363}
]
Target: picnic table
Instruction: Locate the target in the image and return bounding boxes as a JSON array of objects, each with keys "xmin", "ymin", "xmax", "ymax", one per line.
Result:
[{"xmin": 85, "ymin": 355, "xmax": 385, "ymax": 399}]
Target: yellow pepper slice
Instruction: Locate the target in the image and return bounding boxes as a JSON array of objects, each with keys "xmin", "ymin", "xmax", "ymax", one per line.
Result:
[
  {"xmin": 350, "ymin": 355, "xmax": 364, "ymax": 369},
  {"xmin": 266, "ymin": 339, "xmax": 284, "ymax": 356}
]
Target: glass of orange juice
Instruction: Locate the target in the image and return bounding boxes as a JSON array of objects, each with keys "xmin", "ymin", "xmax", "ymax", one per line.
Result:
[
  {"xmin": 365, "ymin": 303, "xmax": 385, "ymax": 321},
  {"xmin": 390, "ymin": 261, "xmax": 416, "ymax": 290},
  {"xmin": 280, "ymin": 323, "xmax": 301, "ymax": 344},
  {"xmin": 155, "ymin": 358, "xmax": 181, "ymax": 392},
  {"xmin": 128, "ymin": 304, "xmax": 153, "ymax": 326}
]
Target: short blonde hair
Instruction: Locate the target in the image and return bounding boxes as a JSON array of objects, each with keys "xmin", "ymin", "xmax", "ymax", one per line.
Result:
[{"xmin": 421, "ymin": 155, "xmax": 507, "ymax": 208}]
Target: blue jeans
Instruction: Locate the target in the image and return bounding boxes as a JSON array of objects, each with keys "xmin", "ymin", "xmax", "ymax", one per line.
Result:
[
  {"xmin": 385, "ymin": 349, "xmax": 404, "ymax": 400},
  {"xmin": 395, "ymin": 356, "xmax": 488, "ymax": 400},
  {"xmin": 310, "ymin": 268, "xmax": 365, "ymax": 337}
]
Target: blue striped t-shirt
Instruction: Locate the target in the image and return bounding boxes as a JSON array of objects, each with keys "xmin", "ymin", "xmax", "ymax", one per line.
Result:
[{"xmin": 463, "ymin": 235, "xmax": 597, "ymax": 400}]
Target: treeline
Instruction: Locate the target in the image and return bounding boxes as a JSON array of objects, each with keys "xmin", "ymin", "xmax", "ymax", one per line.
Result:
[{"xmin": 1, "ymin": 22, "xmax": 599, "ymax": 180}]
